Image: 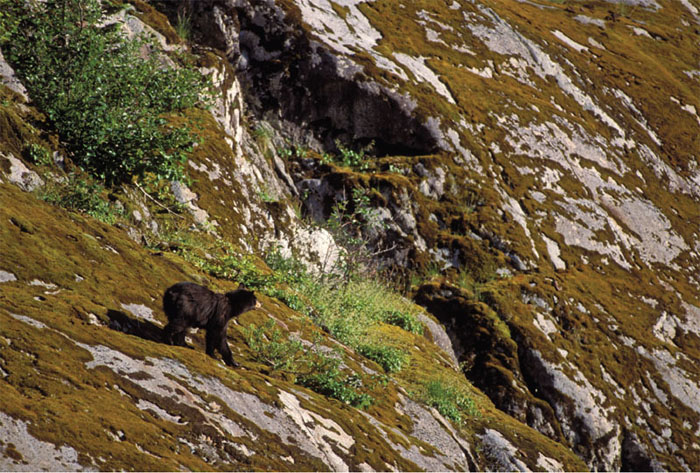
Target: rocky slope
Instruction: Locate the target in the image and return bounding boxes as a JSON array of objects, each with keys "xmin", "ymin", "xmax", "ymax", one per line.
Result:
[{"xmin": 2, "ymin": 0, "xmax": 700, "ymax": 470}]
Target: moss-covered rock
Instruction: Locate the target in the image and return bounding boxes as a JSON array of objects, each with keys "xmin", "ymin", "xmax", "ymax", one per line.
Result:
[{"xmin": 3, "ymin": 0, "xmax": 700, "ymax": 470}]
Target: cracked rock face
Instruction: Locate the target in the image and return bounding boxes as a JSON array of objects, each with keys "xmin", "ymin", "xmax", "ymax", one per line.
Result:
[
  {"xmin": 200, "ymin": 0, "xmax": 700, "ymax": 469},
  {"xmin": 0, "ymin": 412, "xmax": 87, "ymax": 472},
  {"xmin": 3, "ymin": 0, "xmax": 700, "ymax": 470},
  {"xmin": 1, "ymin": 153, "xmax": 44, "ymax": 192},
  {"xmin": 0, "ymin": 48, "xmax": 28, "ymax": 100}
]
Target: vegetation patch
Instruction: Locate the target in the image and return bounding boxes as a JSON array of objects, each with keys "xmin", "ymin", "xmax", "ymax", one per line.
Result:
[
  {"xmin": 1, "ymin": 0, "xmax": 213, "ymax": 185},
  {"xmin": 243, "ymin": 320, "xmax": 373, "ymax": 408},
  {"xmin": 37, "ymin": 174, "xmax": 123, "ymax": 225},
  {"xmin": 417, "ymin": 377, "xmax": 479, "ymax": 424},
  {"xmin": 356, "ymin": 343, "xmax": 407, "ymax": 374}
]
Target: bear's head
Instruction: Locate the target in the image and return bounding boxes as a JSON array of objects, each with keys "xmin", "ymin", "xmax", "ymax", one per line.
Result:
[{"xmin": 226, "ymin": 288, "xmax": 261, "ymax": 316}]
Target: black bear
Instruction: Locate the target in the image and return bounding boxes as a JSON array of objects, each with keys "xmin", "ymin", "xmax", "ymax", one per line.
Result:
[{"xmin": 163, "ymin": 282, "xmax": 261, "ymax": 367}]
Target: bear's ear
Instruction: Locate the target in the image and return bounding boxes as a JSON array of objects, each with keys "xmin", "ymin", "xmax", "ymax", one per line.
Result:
[{"xmin": 238, "ymin": 283, "xmax": 248, "ymax": 291}]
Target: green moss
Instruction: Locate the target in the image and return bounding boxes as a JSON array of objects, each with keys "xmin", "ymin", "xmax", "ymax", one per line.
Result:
[
  {"xmin": 126, "ymin": 0, "xmax": 181, "ymax": 45},
  {"xmin": 0, "ymin": 93, "xmax": 43, "ymax": 158},
  {"xmin": 8, "ymin": 0, "xmax": 700, "ymax": 466}
]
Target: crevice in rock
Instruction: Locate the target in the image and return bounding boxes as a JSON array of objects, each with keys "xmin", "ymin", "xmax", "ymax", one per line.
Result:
[
  {"xmin": 413, "ymin": 283, "xmax": 565, "ymax": 444},
  {"xmin": 185, "ymin": 0, "xmax": 440, "ymax": 157},
  {"xmin": 512, "ymin": 334, "xmax": 567, "ymax": 438},
  {"xmin": 621, "ymin": 430, "xmax": 664, "ymax": 472}
]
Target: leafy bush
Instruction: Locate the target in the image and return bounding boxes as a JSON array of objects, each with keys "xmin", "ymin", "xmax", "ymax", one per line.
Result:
[
  {"xmin": 335, "ymin": 140, "xmax": 373, "ymax": 171},
  {"xmin": 383, "ymin": 309, "xmax": 424, "ymax": 335},
  {"xmin": 243, "ymin": 320, "xmax": 305, "ymax": 371},
  {"xmin": 203, "ymin": 253, "xmax": 274, "ymax": 289},
  {"xmin": 0, "ymin": 0, "xmax": 18, "ymax": 43},
  {"xmin": 38, "ymin": 174, "xmax": 122, "ymax": 224},
  {"xmin": 265, "ymin": 248, "xmax": 426, "ymax": 373},
  {"xmin": 244, "ymin": 320, "xmax": 373, "ymax": 408},
  {"xmin": 24, "ymin": 143, "xmax": 52, "ymax": 166},
  {"xmin": 297, "ymin": 359, "xmax": 373, "ymax": 409},
  {"xmin": 420, "ymin": 378, "xmax": 479, "ymax": 424},
  {"xmin": 1, "ymin": 0, "xmax": 212, "ymax": 185},
  {"xmin": 356, "ymin": 343, "xmax": 407, "ymax": 373},
  {"xmin": 265, "ymin": 248, "xmax": 308, "ymax": 286}
]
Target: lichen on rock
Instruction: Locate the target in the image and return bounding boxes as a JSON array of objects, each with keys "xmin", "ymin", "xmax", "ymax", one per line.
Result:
[{"xmin": 2, "ymin": 0, "xmax": 700, "ymax": 469}]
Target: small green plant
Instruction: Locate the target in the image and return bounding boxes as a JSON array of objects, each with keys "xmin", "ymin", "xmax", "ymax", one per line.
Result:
[
  {"xmin": 174, "ymin": 8, "xmax": 192, "ymax": 42},
  {"xmin": 420, "ymin": 378, "xmax": 479, "ymax": 423},
  {"xmin": 296, "ymin": 350, "xmax": 373, "ymax": 408},
  {"xmin": 293, "ymin": 145, "xmax": 309, "ymax": 159},
  {"xmin": 204, "ymin": 253, "xmax": 274, "ymax": 289},
  {"xmin": 356, "ymin": 343, "xmax": 407, "ymax": 373},
  {"xmin": 324, "ymin": 186, "xmax": 386, "ymax": 276},
  {"xmin": 277, "ymin": 147, "xmax": 294, "ymax": 160},
  {"xmin": 0, "ymin": 0, "xmax": 18, "ymax": 43},
  {"xmin": 38, "ymin": 175, "xmax": 122, "ymax": 224},
  {"xmin": 266, "ymin": 287, "xmax": 309, "ymax": 314},
  {"xmin": 244, "ymin": 320, "xmax": 373, "ymax": 408},
  {"xmin": 264, "ymin": 248, "xmax": 422, "ymax": 372},
  {"xmin": 335, "ymin": 140, "xmax": 373, "ymax": 171},
  {"xmin": 138, "ymin": 173, "xmax": 188, "ymax": 214},
  {"xmin": 257, "ymin": 185, "xmax": 278, "ymax": 203},
  {"xmin": 265, "ymin": 247, "xmax": 308, "ymax": 286},
  {"xmin": 276, "ymin": 143, "xmax": 309, "ymax": 160},
  {"xmin": 383, "ymin": 309, "xmax": 424, "ymax": 335},
  {"xmin": 243, "ymin": 320, "xmax": 305, "ymax": 371},
  {"xmin": 24, "ymin": 143, "xmax": 52, "ymax": 166}
]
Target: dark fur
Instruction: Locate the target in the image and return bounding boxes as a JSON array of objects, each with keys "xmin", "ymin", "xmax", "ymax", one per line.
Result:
[{"xmin": 163, "ymin": 282, "xmax": 260, "ymax": 367}]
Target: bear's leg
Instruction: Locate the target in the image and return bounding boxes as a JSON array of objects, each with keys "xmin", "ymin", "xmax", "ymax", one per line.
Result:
[
  {"xmin": 174, "ymin": 331, "xmax": 188, "ymax": 347},
  {"xmin": 206, "ymin": 326, "xmax": 239, "ymax": 368},
  {"xmin": 164, "ymin": 321, "xmax": 188, "ymax": 346}
]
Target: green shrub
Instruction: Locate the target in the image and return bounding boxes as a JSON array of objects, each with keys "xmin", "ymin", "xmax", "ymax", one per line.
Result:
[
  {"xmin": 243, "ymin": 320, "xmax": 305, "ymax": 371},
  {"xmin": 264, "ymin": 248, "xmax": 423, "ymax": 374},
  {"xmin": 265, "ymin": 287, "xmax": 309, "ymax": 314},
  {"xmin": 244, "ymin": 320, "xmax": 373, "ymax": 408},
  {"xmin": 420, "ymin": 378, "xmax": 479, "ymax": 424},
  {"xmin": 356, "ymin": 343, "xmax": 407, "ymax": 373},
  {"xmin": 38, "ymin": 174, "xmax": 122, "ymax": 224},
  {"xmin": 0, "ymin": 0, "xmax": 18, "ymax": 43},
  {"xmin": 1, "ymin": 0, "xmax": 212, "ymax": 185},
  {"xmin": 296, "ymin": 351, "xmax": 373, "ymax": 409},
  {"xmin": 265, "ymin": 248, "xmax": 309, "ymax": 286},
  {"xmin": 383, "ymin": 309, "xmax": 424, "ymax": 335},
  {"xmin": 335, "ymin": 140, "xmax": 372, "ymax": 171},
  {"xmin": 203, "ymin": 253, "xmax": 274, "ymax": 290},
  {"xmin": 24, "ymin": 143, "xmax": 52, "ymax": 166}
]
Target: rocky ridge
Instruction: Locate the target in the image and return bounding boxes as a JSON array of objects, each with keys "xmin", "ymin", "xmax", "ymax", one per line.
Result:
[{"xmin": 1, "ymin": 0, "xmax": 700, "ymax": 471}]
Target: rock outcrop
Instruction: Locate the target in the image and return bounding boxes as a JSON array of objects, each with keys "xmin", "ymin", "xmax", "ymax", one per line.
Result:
[{"xmin": 1, "ymin": 0, "xmax": 700, "ymax": 470}]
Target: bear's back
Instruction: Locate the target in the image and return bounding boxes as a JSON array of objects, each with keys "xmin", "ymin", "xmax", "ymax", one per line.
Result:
[{"xmin": 164, "ymin": 282, "xmax": 222, "ymax": 327}]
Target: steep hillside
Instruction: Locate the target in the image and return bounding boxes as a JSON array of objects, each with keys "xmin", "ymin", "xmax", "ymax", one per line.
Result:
[{"xmin": 2, "ymin": 0, "xmax": 700, "ymax": 471}]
